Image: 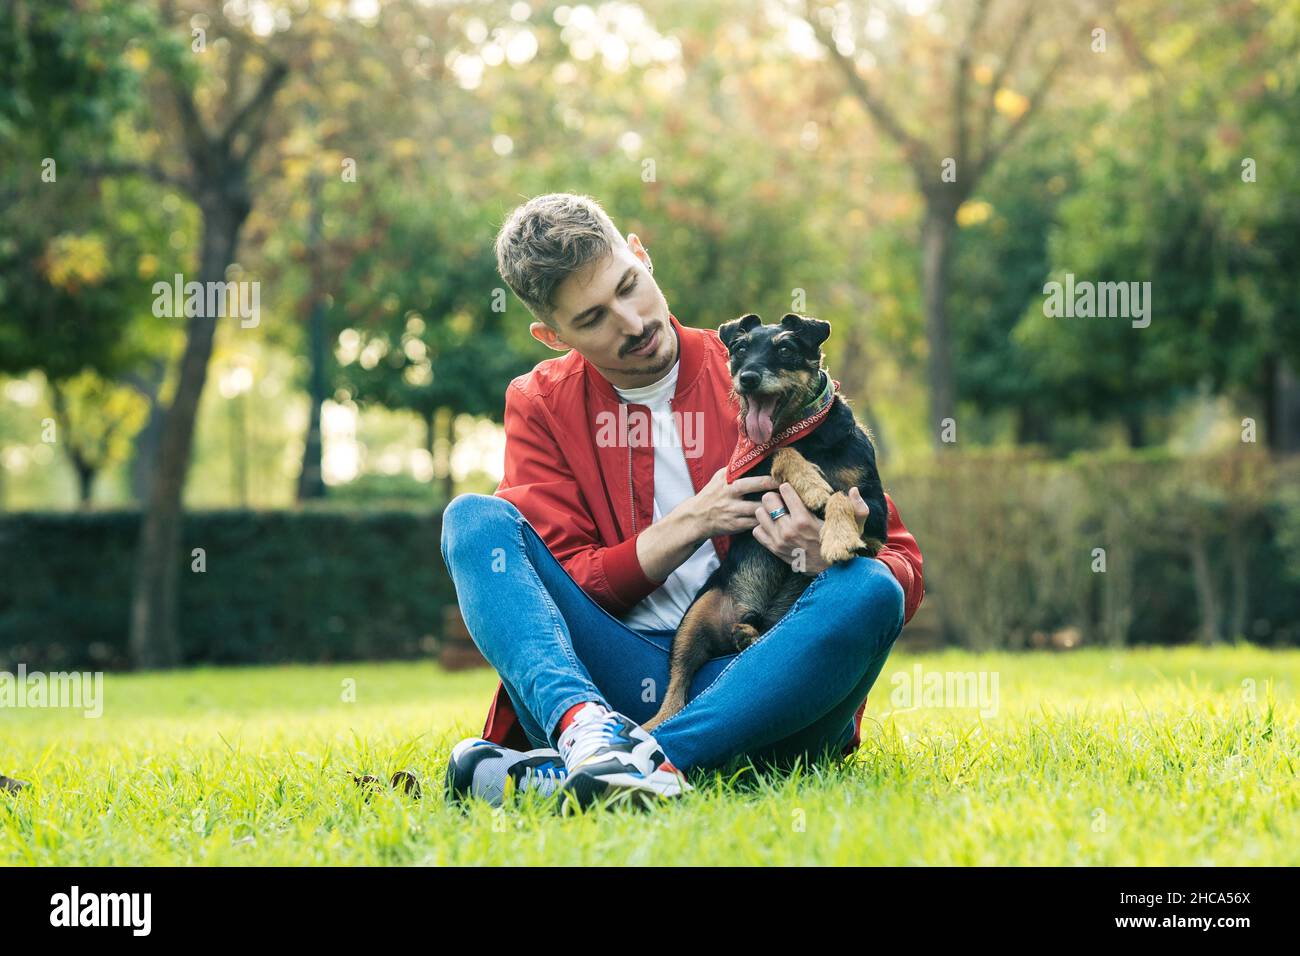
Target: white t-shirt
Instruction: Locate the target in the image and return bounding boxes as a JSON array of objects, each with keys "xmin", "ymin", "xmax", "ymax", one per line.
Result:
[{"xmin": 612, "ymin": 361, "xmax": 720, "ymax": 632}]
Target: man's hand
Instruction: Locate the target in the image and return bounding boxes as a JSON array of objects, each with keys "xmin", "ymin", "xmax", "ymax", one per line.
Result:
[
  {"xmin": 637, "ymin": 467, "xmax": 778, "ymax": 583},
  {"xmin": 688, "ymin": 466, "xmax": 780, "ymax": 538},
  {"xmin": 753, "ymin": 483, "xmax": 872, "ymax": 575}
]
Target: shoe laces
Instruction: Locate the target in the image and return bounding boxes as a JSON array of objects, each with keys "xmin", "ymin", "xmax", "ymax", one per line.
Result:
[
  {"xmin": 522, "ymin": 758, "xmax": 566, "ymax": 782},
  {"xmin": 559, "ymin": 709, "xmax": 625, "ymax": 770}
]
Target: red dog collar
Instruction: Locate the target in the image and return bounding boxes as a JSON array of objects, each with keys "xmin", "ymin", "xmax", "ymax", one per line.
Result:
[{"xmin": 726, "ymin": 373, "xmax": 839, "ymax": 482}]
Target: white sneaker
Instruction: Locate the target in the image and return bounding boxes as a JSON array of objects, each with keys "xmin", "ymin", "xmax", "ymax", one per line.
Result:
[
  {"xmin": 444, "ymin": 738, "xmax": 567, "ymax": 807},
  {"xmin": 555, "ymin": 702, "xmax": 691, "ymax": 809}
]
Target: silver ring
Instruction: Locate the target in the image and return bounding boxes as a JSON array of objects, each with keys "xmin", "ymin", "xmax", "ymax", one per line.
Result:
[{"xmin": 768, "ymin": 507, "xmax": 789, "ymax": 521}]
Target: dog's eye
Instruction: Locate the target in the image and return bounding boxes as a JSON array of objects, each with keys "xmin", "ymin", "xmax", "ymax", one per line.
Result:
[{"xmin": 778, "ymin": 344, "xmax": 795, "ymax": 359}]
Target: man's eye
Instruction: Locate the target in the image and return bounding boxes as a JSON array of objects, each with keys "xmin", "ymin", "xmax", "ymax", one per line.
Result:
[{"xmin": 620, "ymin": 278, "xmax": 637, "ymax": 296}]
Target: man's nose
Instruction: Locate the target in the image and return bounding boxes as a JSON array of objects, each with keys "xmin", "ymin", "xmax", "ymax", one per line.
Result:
[
  {"xmin": 613, "ymin": 305, "xmax": 644, "ymax": 338},
  {"xmin": 739, "ymin": 370, "xmax": 761, "ymax": 390}
]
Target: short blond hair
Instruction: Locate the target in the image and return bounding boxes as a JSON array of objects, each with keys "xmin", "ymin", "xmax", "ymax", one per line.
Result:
[{"xmin": 495, "ymin": 193, "xmax": 625, "ymax": 325}]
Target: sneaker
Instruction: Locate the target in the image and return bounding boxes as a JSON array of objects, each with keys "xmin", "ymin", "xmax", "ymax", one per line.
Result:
[
  {"xmin": 444, "ymin": 738, "xmax": 567, "ymax": 807},
  {"xmin": 555, "ymin": 702, "xmax": 690, "ymax": 810}
]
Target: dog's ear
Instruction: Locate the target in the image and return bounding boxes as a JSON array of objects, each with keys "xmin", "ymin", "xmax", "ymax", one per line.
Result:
[
  {"xmin": 719, "ymin": 313, "xmax": 762, "ymax": 351},
  {"xmin": 780, "ymin": 313, "xmax": 830, "ymax": 349}
]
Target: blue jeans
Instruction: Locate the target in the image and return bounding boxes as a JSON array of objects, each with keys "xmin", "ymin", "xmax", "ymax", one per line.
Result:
[{"xmin": 438, "ymin": 493, "xmax": 905, "ymax": 773}]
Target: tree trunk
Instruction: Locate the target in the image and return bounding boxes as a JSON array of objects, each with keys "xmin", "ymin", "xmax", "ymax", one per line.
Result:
[
  {"xmin": 439, "ymin": 408, "xmax": 454, "ymax": 504},
  {"xmin": 128, "ymin": 199, "xmax": 245, "ymax": 669},
  {"xmin": 921, "ymin": 205, "xmax": 957, "ymax": 449},
  {"xmin": 424, "ymin": 408, "xmax": 436, "ymax": 457},
  {"xmin": 1015, "ymin": 406, "xmax": 1051, "ymax": 445},
  {"xmin": 295, "ymin": 310, "xmax": 326, "ymax": 501},
  {"xmin": 75, "ymin": 460, "xmax": 95, "ymax": 508},
  {"xmin": 1124, "ymin": 412, "xmax": 1147, "ymax": 448},
  {"xmin": 297, "ymin": 170, "xmax": 327, "ymax": 502},
  {"xmin": 1261, "ymin": 353, "xmax": 1277, "ymax": 450},
  {"xmin": 128, "ymin": 364, "xmax": 165, "ymax": 504},
  {"xmin": 1269, "ymin": 356, "xmax": 1300, "ymax": 453},
  {"xmin": 1188, "ymin": 526, "xmax": 1221, "ymax": 646},
  {"xmin": 48, "ymin": 380, "xmax": 99, "ymax": 510},
  {"xmin": 1226, "ymin": 520, "xmax": 1249, "ymax": 644}
]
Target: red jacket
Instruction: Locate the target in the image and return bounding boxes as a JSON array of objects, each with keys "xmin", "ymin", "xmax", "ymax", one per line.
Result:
[{"xmin": 478, "ymin": 313, "xmax": 924, "ymax": 756}]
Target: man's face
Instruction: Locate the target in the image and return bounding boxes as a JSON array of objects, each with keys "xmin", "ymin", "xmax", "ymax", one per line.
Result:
[{"xmin": 533, "ymin": 235, "xmax": 676, "ymax": 388}]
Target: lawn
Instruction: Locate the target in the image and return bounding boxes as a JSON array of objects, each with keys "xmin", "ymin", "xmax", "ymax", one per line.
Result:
[{"xmin": 2, "ymin": 646, "xmax": 1297, "ymax": 866}]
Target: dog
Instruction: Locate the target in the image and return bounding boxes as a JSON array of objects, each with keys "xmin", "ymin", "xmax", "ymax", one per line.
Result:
[{"xmin": 641, "ymin": 313, "xmax": 888, "ymax": 731}]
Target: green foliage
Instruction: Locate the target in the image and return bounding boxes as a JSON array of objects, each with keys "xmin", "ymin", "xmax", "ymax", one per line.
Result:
[
  {"xmin": 0, "ymin": 186, "xmax": 182, "ymax": 383},
  {"xmin": 318, "ymin": 473, "xmax": 448, "ymax": 510},
  {"xmin": 324, "ymin": 188, "xmax": 533, "ymax": 422},
  {"xmin": 0, "ymin": 0, "xmax": 152, "ymax": 153},
  {"xmin": 1002, "ymin": 0, "xmax": 1300, "ymax": 443},
  {"xmin": 890, "ymin": 449, "xmax": 1300, "ymax": 649},
  {"xmin": 950, "ymin": 117, "xmax": 1088, "ymax": 443},
  {"xmin": 0, "ymin": 0, "xmax": 184, "ymax": 389},
  {"xmin": 2, "ymin": 0, "xmax": 1299, "ymax": 505},
  {"xmin": 1277, "ymin": 464, "xmax": 1300, "ymax": 588},
  {"xmin": 0, "ymin": 510, "xmax": 455, "ymax": 670},
  {"xmin": 47, "ymin": 369, "xmax": 149, "ymax": 502}
]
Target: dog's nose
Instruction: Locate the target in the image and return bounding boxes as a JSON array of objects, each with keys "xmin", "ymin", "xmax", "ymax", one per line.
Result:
[{"xmin": 739, "ymin": 371, "xmax": 761, "ymax": 390}]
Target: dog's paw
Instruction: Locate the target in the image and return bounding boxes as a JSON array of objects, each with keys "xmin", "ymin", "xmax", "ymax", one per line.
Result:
[
  {"xmin": 821, "ymin": 540, "xmax": 866, "ymax": 564},
  {"xmin": 856, "ymin": 537, "xmax": 884, "ymax": 558},
  {"xmin": 820, "ymin": 524, "xmax": 867, "ymax": 564},
  {"xmin": 820, "ymin": 491, "xmax": 867, "ymax": 563},
  {"xmin": 768, "ymin": 447, "xmax": 799, "ymax": 484},
  {"xmin": 731, "ymin": 622, "xmax": 761, "ymax": 650},
  {"xmin": 770, "ymin": 448, "xmax": 831, "ymax": 509}
]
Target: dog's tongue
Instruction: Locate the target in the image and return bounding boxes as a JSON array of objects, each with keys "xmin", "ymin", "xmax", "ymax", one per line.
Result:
[{"xmin": 745, "ymin": 397, "xmax": 779, "ymax": 444}]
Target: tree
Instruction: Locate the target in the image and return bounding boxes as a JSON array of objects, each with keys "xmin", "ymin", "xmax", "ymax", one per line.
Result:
[
  {"xmin": 946, "ymin": 116, "xmax": 1086, "ymax": 447},
  {"xmin": 122, "ymin": 1, "xmax": 289, "ymax": 667},
  {"xmin": 802, "ymin": 0, "xmax": 1093, "ymax": 447},
  {"xmin": 326, "ymin": 193, "xmax": 533, "ymax": 501},
  {"xmin": 47, "ymin": 371, "xmax": 148, "ymax": 506},
  {"xmin": 243, "ymin": 0, "xmax": 484, "ymax": 500},
  {"xmin": 0, "ymin": 0, "xmax": 175, "ymax": 504},
  {"xmin": 1009, "ymin": 0, "xmax": 1300, "ymax": 450}
]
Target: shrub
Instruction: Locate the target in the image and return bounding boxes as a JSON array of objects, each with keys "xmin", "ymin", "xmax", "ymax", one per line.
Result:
[
  {"xmin": 888, "ymin": 449, "xmax": 1298, "ymax": 648},
  {"xmin": 0, "ymin": 509, "xmax": 453, "ymax": 670}
]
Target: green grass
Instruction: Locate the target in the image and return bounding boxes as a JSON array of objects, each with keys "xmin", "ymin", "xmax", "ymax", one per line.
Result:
[{"xmin": 2, "ymin": 646, "xmax": 1298, "ymax": 865}]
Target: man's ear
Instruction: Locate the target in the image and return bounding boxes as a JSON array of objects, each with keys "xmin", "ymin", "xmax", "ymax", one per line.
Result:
[
  {"xmin": 780, "ymin": 313, "xmax": 830, "ymax": 348},
  {"xmin": 719, "ymin": 313, "xmax": 762, "ymax": 350},
  {"xmin": 627, "ymin": 233, "xmax": 653, "ymax": 274},
  {"xmin": 530, "ymin": 320, "xmax": 570, "ymax": 352}
]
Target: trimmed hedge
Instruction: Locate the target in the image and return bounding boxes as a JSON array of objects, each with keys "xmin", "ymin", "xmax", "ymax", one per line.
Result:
[
  {"xmin": 0, "ymin": 510, "xmax": 454, "ymax": 671},
  {"xmin": 5, "ymin": 449, "xmax": 1299, "ymax": 670}
]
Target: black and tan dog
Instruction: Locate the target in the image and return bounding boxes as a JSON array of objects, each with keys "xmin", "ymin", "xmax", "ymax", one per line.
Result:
[{"xmin": 642, "ymin": 313, "xmax": 887, "ymax": 731}]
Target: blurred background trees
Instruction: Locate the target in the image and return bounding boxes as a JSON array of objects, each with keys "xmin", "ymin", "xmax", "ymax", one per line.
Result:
[{"xmin": 3, "ymin": 0, "xmax": 1300, "ymax": 662}]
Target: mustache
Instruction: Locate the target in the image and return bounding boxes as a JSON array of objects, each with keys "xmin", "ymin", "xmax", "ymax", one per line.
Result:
[{"xmin": 621, "ymin": 329, "xmax": 660, "ymax": 358}]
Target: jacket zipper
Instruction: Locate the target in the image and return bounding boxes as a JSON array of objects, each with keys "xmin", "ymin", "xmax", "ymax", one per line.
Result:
[{"xmin": 628, "ymin": 439, "xmax": 637, "ymax": 534}]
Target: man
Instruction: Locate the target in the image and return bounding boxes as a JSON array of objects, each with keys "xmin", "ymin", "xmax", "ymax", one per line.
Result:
[{"xmin": 440, "ymin": 193, "xmax": 923, "ymax": 809}]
